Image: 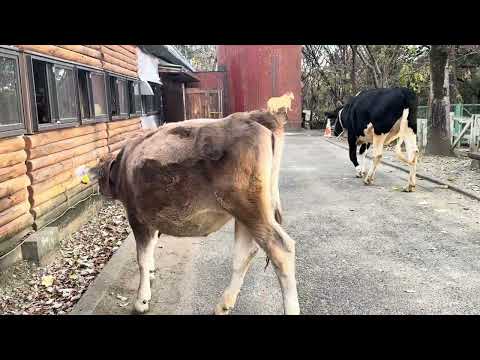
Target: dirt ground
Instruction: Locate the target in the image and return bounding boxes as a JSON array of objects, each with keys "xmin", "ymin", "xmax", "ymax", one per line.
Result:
[{"xmin": 0, "ymin": 200, "xmax": 130, "ymax": 315}]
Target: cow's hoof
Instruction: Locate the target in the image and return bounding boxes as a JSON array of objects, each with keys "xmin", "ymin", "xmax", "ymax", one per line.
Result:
[
  {"xmin": 363, "ymin": 177, "xmax": 373, "ymax": 185},
  {"xmin": 355, "ymin": 166, "xmax": 362, "ymax": 178},
  {"xmin": 134, "ymin": 299, "xmax": 150, "ymax": 314},
  {"xmin": 402, "ymin": 185, "xmax": 416, "ymax": 193},
  {"xmin": 214, "ymin": 303, "xmax": 232, "ymax": 315}
]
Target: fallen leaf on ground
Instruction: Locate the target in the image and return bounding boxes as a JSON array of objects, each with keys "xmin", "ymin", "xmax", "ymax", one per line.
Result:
[
  {"xmin": 41, "ymin": 275, "xmax": 54, "ymax": 287},
  {"xmin": 116, "ymin": 294, "xmax": 127, "ymax": 302}
]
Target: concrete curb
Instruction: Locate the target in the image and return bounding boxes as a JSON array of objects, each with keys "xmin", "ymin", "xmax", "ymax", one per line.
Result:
[
  {"xmin": 70, "ymin": 233, "xmax": 135, "ymax": 315},
  {"xmin": 323, "ymin": 137, "xmax": 480, "ymax": 202}
]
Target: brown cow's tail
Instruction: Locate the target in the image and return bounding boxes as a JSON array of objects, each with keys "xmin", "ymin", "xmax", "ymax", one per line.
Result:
[
  {"xmin": 248, "ymin": 110, "xmax": 286, "ymax": 225},
  {"xmin": 254, "ymin": 111, "xmax": 285, "ymax": 225},
  {"xmin": 248, "ymin": 110, "xmax": 287, "ymax": 133}
]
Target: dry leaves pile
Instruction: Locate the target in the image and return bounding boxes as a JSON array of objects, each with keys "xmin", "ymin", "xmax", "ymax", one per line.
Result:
[
  {"xmin": 0, "ymin": 200, "xmax": 130, "ymax": 315},
  {"xmin": 383, "ymin": 149, "xmax": 480, "ymax": 197}
]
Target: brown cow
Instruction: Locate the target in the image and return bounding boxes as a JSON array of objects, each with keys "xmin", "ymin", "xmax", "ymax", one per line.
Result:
[{"xmin": 89, "ymin": 110, "xmax": 300, "ymax": 315}]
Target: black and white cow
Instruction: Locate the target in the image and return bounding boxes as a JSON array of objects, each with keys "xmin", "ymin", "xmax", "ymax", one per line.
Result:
[{"xmin": 326, "ymin": 87, "xmax": 419, "ymax": 192}]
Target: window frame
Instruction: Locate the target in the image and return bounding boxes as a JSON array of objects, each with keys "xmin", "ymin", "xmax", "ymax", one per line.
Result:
[
  {"xmin": 142, "ymin": 81, "xmax": 163, "ymax": 116},
  {"xmin": 27, "ymin": 54, "xmax": 81, "ymax": 132},
  {"xmin": 76, "ymin": 65, "xmax": 109, "ymax": 125},
  {"xmin": 127, "ymin": 78, "xmax": 143, "ymax": 117},
  {"xmin": 23, "ymin": 51, "xmax": 145, "ymax": 133},
  {"xmin": 107, "ymin": 72, "xmax": 129, "ymax": 122},
  {"xmin": 0, "ymin": 47, "xmax": 26, "ymax": 139},
  {"xmin": 52, "ymin": 63, "xmax": 78, "ymax": 124}
]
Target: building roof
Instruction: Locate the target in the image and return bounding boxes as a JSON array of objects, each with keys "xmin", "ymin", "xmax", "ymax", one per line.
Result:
[
  {"xmin": 139, "ymin": 45, "xmax": 195, "ymax": 72},
  {"xmin": 154, "ymin": 57, "xmax": 197, "ymax": 82}
]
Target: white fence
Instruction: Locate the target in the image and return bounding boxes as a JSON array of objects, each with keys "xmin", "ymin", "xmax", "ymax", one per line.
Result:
[{"xmin": 417, "ymin": 113, "xmax": 480, "ymax": 153}]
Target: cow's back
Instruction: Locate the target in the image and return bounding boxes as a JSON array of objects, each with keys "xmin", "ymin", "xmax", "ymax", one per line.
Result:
[
  {"xmin": 116, "ymin": 113, "xmax": 273, "ymax": 236},
  {"xmin": 346, "ymin": 87, "xmax": 417, "ymax": 136}
]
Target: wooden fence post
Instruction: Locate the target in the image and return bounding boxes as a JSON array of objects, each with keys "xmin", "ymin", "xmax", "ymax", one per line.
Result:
[{"xmin": 471, "ymin": 115, "xmax": 479, "ymax": 152}]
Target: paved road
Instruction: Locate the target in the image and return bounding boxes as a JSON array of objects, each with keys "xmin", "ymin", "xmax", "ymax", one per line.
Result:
[{"xmin": 73, "ymin": 132, "xmax": 480, "ymax": 315}]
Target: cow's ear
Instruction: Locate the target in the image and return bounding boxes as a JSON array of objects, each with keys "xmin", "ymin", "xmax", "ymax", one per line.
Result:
[{"xmin": 108, "ymin": 158, "xmax": 120, "ymax": 189}]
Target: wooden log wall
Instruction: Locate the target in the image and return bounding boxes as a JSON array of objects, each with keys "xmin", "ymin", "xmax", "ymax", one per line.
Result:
[
  {"xmin": 24, "ymin": 123, "xmax": 108, "ymax": 231},
  {"xmin": 0, "ymin": 118, "xmax": 147, "ymax": 253},
  {"xmin": 16, "ymin": 45, "xmax": 138, "ymax": 78},
  {"xmin": 0, "ymin": 136, "xmax": 33, "ymax": 249},
  {"xmin": 0, "ymin": 45, "xmax": 149, "ymax": 254},
  {"xmin": 107, "ymin": 118, "xmax": 144, "ymax": 155}
]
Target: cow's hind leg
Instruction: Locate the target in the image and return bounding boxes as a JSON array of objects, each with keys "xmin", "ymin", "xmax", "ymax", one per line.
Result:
[
  {"xmin": 403, "ymin": 129, "xmax": 419, "ymax": 192},
  {"xmin": 215, "ymin": 221, "xmax": 259, "ymax": 315},
  {"xmin": 244, "ymin": 220, "xmax": 299, "ymax": 315},
  {"xmin": 130, "ymin": 217, "xmax": 157, "ymax": 314},
  {"xmin": 266, "ymin": 222, "xmax": 300, "ymax": 315},
  {"xmin": 148, "ymin": 231, "xmax": 159, "ymax": 281},
  {"xmin": 364, "ymin": 134, "xmax": 387, "ymax": 185}
]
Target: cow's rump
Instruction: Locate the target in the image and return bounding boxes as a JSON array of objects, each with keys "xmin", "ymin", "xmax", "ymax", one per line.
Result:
[
  {"xmin": 107, "ymin": 111, "xmax": 281, "ymax": 236},
  {"xmin": 344, "ymin": 87, "xmax": 417, "ymax": 136}
]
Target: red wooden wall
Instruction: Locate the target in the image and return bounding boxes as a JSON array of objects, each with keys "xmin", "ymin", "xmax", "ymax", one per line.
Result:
[{"xmin": 217, "ymin": 45, "xmax": 302, "ymax": 128}]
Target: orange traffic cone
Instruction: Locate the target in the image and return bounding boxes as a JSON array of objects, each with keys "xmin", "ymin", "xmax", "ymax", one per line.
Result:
[{"xmin": 324, "ymin": 118, "xmax": 332, "ymax": 137}]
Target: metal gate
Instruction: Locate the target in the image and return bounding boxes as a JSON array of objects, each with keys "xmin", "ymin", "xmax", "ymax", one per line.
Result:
[{"xmin": 185, "ymin": 89, "xmax": 223, "ymax": 119}]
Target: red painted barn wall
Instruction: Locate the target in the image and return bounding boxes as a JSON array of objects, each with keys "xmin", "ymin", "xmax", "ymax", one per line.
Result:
[
  {"xmin": 187, "ymin": 71, "xmax": 226, "ymax": 90},
  {"xmin": 217, "ymin": 45, "xmax": 302, "ymax": 128}
]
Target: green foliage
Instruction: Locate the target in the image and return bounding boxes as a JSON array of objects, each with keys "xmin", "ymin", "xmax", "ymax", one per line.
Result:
[{"xmin": 399, "ymin": 62, "xmax": 429, "ymax": 93}]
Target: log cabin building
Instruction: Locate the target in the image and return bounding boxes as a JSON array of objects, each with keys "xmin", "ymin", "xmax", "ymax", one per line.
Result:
[
  {"xmin": 0, "ymin": 44, "xmax": 302, "ymax": 268},
  {"xmin": 0, "ymin": 45, "xmax": 197, "ymax": 266}
]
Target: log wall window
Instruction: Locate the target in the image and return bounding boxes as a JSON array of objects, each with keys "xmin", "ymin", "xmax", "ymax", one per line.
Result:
[
  {"xmin": 78, "ymin": 70, "xmax": 91, "ymax": 120},
  {"xmin": 7, "ymin": 49, "xmax": 143, "ymax": 132},
  {"xmin": 128, "ymin": 80, "xmax": 142, "ymax": 116},
  {"xmin": 29, "ymin": 56, "xmax": 79, "ymax": 131},
  {"xmin": 32, "ymin": 60, "xmax": 53, "ymax": 125},
  {"xmin": 141, "ymin": 82, "xmax": 163, "ymax": 116},
  {"xmin": 117, "ymin": 79, "xmax": 128, "ymax": 116},
  {"xmin": 54, "ymin": 66, "xmax": 77, "ymax": 121},
  {"xmin": 91, "ymin": 73, "xmax": 108, "ymax": 119},
  {"xmin": 0, "ymin": 49, "xmax": 24, "ymax": 138},
  {"xmin": 77, "ymin": 68, "xmax": 108, "ymax": 124},
  {"xmin": 108, "ymin": 74, "xmax": 129, "ymax": 120}
]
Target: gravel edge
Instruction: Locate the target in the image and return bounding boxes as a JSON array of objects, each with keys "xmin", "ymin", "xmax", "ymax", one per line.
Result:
[{"xmin": 323, "ymin": 137, "xmax": 480, "ymax": 202}]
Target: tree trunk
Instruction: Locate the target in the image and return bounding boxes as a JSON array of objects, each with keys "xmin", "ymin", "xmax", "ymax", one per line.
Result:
[
  {"xmin": 425, "ymin": 45, "xmax": 454, "ymax": 156},
  {"xmin": 448, "ymin": 45, "xmax": 462, "ymax": 103},
  {"xmin": 351, "ymin": 46, "xmax": 357, "ymax": 94}
]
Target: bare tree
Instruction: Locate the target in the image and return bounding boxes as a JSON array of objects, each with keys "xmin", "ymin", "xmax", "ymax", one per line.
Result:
[
  {"xmin": 352, "ymin": 45, "xmax": 403, "ymax": 88},
  {"xmin": 173, "ymin": 45, "xmax": 217, "ymax": 71},
  {"xmin": 448, "ymin": 45, "xmax": 462, "ymax": 103}
]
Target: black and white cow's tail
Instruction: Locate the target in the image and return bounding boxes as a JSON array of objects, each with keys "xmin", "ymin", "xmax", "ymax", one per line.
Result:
[
  {"xmin": 359, "ymin": 143, "xmax": 370, "ymax": 155},
  {"xmin": 396, "ymin": 89, "xmax": 419, "ymax": 165},
  {"xmin": 403, "ymin": 88, "xmax": 418, "ymax": 134}
]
